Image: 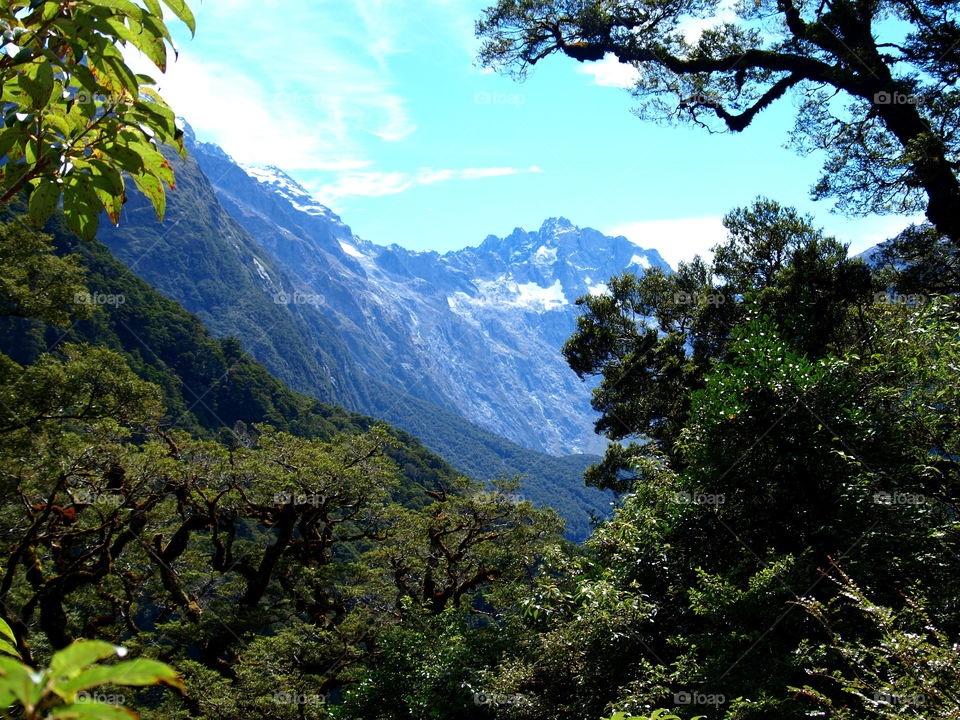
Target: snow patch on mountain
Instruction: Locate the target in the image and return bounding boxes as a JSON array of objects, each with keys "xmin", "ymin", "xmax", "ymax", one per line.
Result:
[
  {"xmin": 515, "ymin": 280, "xmax": 565, "ymax": 309},
  {"xmin": 339, "ymin": 240, "xmax": 366, "ymax": 259},
  {"xmin": 534, "ymin": 245, "xmax": 558, "ymax": 265},
  {"xmin": 450, "ymin": 278, "xmax": 566, "ymax": 313},
  {"xmin": 239, "ymin": 163, "xmax": 336, "ymax": 219},
  {"xmin": 251, "ymin": 257, "xmax": 272, "ymax": 283}
]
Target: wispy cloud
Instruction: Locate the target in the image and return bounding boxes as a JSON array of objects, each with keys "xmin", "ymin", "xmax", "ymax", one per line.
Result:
[
  {"xmin": 134, "ymin": 0, "xmax": 425, "ymax": 172},
  {"xmin": 313, "ymin": 165, "xmax": 544, "ymax": 202}
]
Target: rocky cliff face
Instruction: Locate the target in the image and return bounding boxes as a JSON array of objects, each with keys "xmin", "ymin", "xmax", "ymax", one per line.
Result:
[{"xmin": 190, "ymin": 136, "xmax": 670, "ymax": 455}]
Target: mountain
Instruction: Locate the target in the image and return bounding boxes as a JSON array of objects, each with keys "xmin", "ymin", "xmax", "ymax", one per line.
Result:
[
  {"xmin": 857, "ymin": 244, "xmax": 884, "ymax": 266},
  {"xmin": 189, "ymin": 135, "xmax": 670, "ymax": 455},
  {"xmin": 92, "ymin": 133, "xmax": 614, "ymax": 541}
]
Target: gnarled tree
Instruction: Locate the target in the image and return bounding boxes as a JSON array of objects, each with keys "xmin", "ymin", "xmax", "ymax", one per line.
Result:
[{"xmin": 477, "ymin": 0, "xmax": 960, "ymax": 242}]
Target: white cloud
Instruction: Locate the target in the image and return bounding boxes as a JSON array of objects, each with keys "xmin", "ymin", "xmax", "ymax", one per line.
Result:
[
  {"xmin": 314, "ymin": 172, "xmax": 413, "ymax": 200},
  {"xmin": 577, "ymin": 3, "xmax": 739, "ymax": 87},
  {"xmin": 577, "ymin": 53, "xmax": 642, "ymax": 89},
  {"xmin": 678, "ymin": 0, "xmax": 739, "ymax": 44},
  {"xmin": 607, "ymin": 217, "xmax": 727, "ymax": 269},
  {"xmin": 827, "ymin": 214, "xmax": 925, "ymax": 256},
  {"xmin": 414, "ymin": 165, "xmax": 542, "ymax": 187},
  {"xmin": 608, "ymin": 213, "xmax": 928, "ymax": 270},
  {"xmin": 314, "ymin": 165, "xmax": 545, "ymax": 202}
]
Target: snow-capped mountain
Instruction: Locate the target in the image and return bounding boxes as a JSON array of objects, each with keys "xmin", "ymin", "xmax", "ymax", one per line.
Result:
[{"xmin": 189, "ymin": 143, "xmax": 669, "ymax": 455}]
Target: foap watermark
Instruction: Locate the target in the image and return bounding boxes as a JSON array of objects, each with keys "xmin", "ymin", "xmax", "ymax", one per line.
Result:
[
  {"xmin": 673, "ymin": 291, "xmax": 725, "ymax": 306},
  {"xmin": 679, "ymin": 91, "xmax": 724, "ymax": 109},
  {"xmin": 473, "ymin": 488, "xmax": 526, "ymax": 504},
  {"xmin": 672, "ymin": 491, "xmax": 725, "ymax": 506},
  {"xmin": 271, "ymin": 91, "xmax": 326, "ymax": 109},
  {"xmin": 71, "ymin": 91, "xmax": 132, "ymax": 106},
  {"xmin": 272, "ymin": 291, "xmax": 325, "ymax": 306},
  {"xmin": 74, "ymin": 291, "xmax": 126, "ymax": 307},
  {"xmin": 273, "ymin": 491, "xmax": 326, "ymax": 506},
  {"xmin": 873, "ymin": 491, "xmax": 926, "ymax": 506},
  {"xmin": 473, "ymin": 691, "xmax": 524, "ymax": 707},
  {"xmin": 675, "ymin": 690, "xmax": 726, "ymax": 707},
  {"xmin": 474, "ymin": 90, "xmax": 526, "ymax": 106},
  {"xmin": 272, "ymin": 691, "xmax": 325, "ymax": 706},
  {"xmin": 74, "ymin": 489, "xmax": 124, "ymax": 507},
  {"xmin": 873, "ymin": 291, "xmax": 927, "ymax": 306},
  {"xmin": 76, "ymin": 691, "xmax": 126, "ymax": 705},
  {"xmin": 873, "ymin": 91, "xmax": 920, "ymax": 106},
  {"xmin": 874, "ymin": 691, "xmax": 927, "ymax": 707}
]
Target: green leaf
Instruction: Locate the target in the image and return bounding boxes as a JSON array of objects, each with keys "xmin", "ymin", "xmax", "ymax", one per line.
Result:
[
  {"xmin": 133, "ymin": 141, "xmax": 174, "ymax": 188},
  {"xmin": 139, "ymin": 11, "xmax": 173, "ymax": 44},
  {"xmin": 19, "ymin": 60, "xmax": 55, "ymax": 109},
  {"xmin": 40, "ymin": 1, "xmax": 60, "ymax": 20},
  {"xmin": 0, "ymin": 620, "xmax": 19, "ymax": 660},
  {"xmin": 88, "ymin": 170, "xmax": 126, "ymax": 225},
  {"xmin": 63, "ymin": 180, "xmax": 102, "ymax": 241},
  {"xmin": 0, "ymin": 640, "xmax": 19, "ymax": 658},
  {"xmin": 88, "ymin": 159, "xmax": 126, "ymax": 196},
  {"xmin": 100, "ymin": 53, "xmax": 139, "ymax": 97},
  {"xmin": 0, "ymin": 129, "xmax": 27, "ymax": 160},
  {"xmin": 101, "ymin": 16, "xmax": 167, "ymax": 72},
  {"xmin": 48, "ymin": 702, "xmax": 138, "ymax": 719},
  {"xmin": 28, "ymin": 178, "xmax": 61, "ymax": 226},
  {"xmin": 56, "ymin": 659, "xmax": 184, "ymax": 695},
  {"xmin": 0, "ymin": 655, "xmax": 44, "ymax": 711},
  {"xmin": 86, "ymin": 0, "xmax": 147, "ymax": 22},
  {"xmin": 160, "ymin": 0, "xmax": 196, "ymax": 35},
  {"xmin": 132, "ymin": 172, "xmax": 166, "ymax": 221},
  {"xmin": 50, "ymin": 641, "xmax": 125, "ymax": 679},
  {"xmin": 0, "ymin": 618, "xmax": 17, "ymax": 647}
]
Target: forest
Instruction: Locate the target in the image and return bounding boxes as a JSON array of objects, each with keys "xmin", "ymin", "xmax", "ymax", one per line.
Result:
[{"xmin": 0, "ymin": 0, "xmax": 958, "ymax": 718}]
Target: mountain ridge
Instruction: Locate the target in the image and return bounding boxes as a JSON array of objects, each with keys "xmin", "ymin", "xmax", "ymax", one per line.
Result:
[{"xmin": 204, "ymin": 142, "xmax": 671, "ymax": 456}]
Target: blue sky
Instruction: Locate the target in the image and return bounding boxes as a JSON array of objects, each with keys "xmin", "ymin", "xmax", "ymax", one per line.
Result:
[{"xmin": 144, "ymin": 0, "xmax": 920, "ymax": 267}]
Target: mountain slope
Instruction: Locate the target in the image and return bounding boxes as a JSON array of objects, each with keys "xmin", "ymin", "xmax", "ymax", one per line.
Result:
[
  {"xmin": 0, "ymin": 208, "xmax": 458, "ymax": 508},
  {"xmin": 84, "ymin": 139, "xmax": 369, "ymax": 411},
  {"xmin": 91, "ymin": 140, "xmax": 611, "ymax": 540}
]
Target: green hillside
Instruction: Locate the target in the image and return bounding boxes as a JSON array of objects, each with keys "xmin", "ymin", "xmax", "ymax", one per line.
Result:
[{"xmin": 0, "ymin": 205, "xmax": 459, "ymax": 507}]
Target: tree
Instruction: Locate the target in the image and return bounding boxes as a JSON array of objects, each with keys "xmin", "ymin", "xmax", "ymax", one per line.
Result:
[
  {"xmin": 564, "ymin": 199, "xmax": 872, "ymax": 491},
  {"xmin": 0, "ymin": 221, "xmax": 89, "ymax": 325},
  {"xmin": 0, "ymin": 0, "xmax": 195, "ymax": 239},
  {"xmin": 475, "ymin": 297, "xmax": 959, "ymax": 720},
  {"xmin": 476, "ymin": 0, "xmax": 960, "ymax": 243},
  {"xmin": 873, "ymin": 224, "xmax": 960, "ymax": 296},
  {"xmin": 374, "ymin": 477, "xmax": 562, "ymax": 615}
]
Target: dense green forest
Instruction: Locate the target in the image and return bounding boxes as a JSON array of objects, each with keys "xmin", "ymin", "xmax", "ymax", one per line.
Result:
[{"xmin": 1, "ymin": 0, "xmax": 958, "ymax": 719}]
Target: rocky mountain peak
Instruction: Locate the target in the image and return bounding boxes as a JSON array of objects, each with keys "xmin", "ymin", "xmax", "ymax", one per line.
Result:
[
  {"xmin": 238, "ymin": 164, "xmax": 338, "ymax": 220},
  {"xmin": 182, "ymin": 132, "xmax": 673, "ymax": 456},
  {"xmin": 539, "ymin": 216, "xmax": 576, "ymax": 236}
]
